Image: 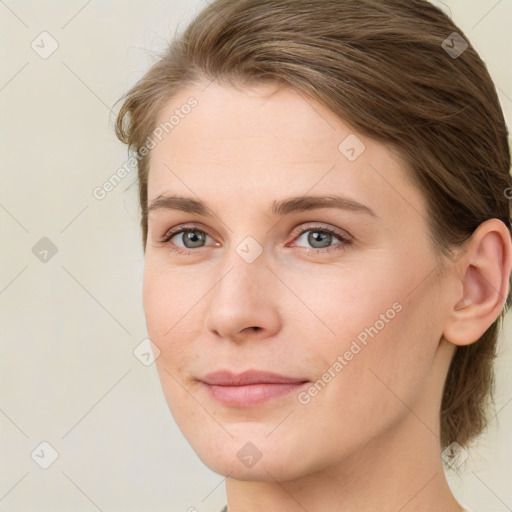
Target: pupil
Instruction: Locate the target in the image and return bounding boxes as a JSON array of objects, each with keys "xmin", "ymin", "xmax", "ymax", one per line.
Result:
[
  {"xmin": 184, "ymin": 230, "xmax": 205, "ymax": 248},
  {"xmin": 309, "ymin": 231, "xmax": 331, "ymax": 248}
]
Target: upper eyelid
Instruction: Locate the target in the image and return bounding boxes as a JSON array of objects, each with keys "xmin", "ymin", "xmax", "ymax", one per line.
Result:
[
  {"xmin": 162, "ymin": 222, "xmax": 213, "ymax": 240},
  {"xmin": 292, "ymin": 225, "xmax": 351, "ymax": 242}
]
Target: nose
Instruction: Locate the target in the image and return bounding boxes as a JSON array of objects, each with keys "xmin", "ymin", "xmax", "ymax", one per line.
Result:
[{"xmin": 204, "ymin": 254, "xmax": 281, "ymax": 343}]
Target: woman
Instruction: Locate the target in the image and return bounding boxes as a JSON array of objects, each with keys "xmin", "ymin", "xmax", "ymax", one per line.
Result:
[{"xmin": 115, "ymin": 1, "xmax": 511, "ymax": 510}]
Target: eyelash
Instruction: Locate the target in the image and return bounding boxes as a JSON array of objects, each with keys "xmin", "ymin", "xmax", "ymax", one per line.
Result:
[{"xmin": 158, "ymin": 223, "xmax": 353, "ymax": 256}]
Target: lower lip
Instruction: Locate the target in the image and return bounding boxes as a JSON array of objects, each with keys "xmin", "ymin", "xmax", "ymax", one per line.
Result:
[{"xmin": 202, "ymin": 382, "xmax": 308, "ymax": 407}]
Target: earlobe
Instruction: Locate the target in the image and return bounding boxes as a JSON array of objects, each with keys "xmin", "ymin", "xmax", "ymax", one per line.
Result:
[{"xmin": 443, "ymin": 219, "xmax": 512, "ymax": 347}]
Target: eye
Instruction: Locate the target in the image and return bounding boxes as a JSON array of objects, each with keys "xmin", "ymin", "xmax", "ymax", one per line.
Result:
[
  {"xmin": 159, "ymin": 225, "xmax": 217, "ymax": 254},
  {"xmin": 291, "ymin": 224, "xmax": 352, "ymax": 254},
  {"xmin": 158, "ymin": 223, "xmax": 352, "ymax": 256}
]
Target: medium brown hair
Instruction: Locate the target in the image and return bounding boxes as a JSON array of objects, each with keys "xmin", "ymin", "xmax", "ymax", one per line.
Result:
[{"xmin": 115, "ymin": 0, "xmax": 512, "ymax": 450}]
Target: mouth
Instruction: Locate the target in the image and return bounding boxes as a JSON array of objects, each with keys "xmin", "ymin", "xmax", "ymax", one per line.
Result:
[{"xmin": 199, "ymin": 369, "xmax": 310, "ymax": 408}]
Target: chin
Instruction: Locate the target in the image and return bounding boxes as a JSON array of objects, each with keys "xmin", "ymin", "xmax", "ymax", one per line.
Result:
[{"xmin": 185, "ymin": 430, "xmax": 319, "ymax": 482}]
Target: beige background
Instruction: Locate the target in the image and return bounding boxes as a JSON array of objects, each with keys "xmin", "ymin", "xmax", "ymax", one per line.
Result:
[{"xmin": 0, "ymin": 1, "xmax": 511, "ymax": 511}]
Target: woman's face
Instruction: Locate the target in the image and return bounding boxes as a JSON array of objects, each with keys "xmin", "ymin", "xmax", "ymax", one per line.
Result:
[{"xmin": 143, "ymin": 80, "xmax": 456, "ymax": 480}]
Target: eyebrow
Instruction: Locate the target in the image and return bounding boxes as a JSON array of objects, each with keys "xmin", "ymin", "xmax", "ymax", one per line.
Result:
[{"xmin": 147, "ymin": 194, "xmax": 377, "ymax": 218}]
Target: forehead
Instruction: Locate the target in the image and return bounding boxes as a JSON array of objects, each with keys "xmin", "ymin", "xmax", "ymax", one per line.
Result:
[
  {"xmin": 154, "ymin": 80, "xmax": 345, "ymax": 159},
  {"xmin": 147, "ymin": 80, "xmax": 426, "ymax": 225}
]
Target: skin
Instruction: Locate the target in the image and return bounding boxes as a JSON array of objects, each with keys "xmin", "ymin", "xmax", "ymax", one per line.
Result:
[{"xmin": 142, "ymin": 79, "xmax": 512, "ymax": 512}]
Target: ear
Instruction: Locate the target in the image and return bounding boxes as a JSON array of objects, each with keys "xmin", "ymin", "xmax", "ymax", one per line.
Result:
[{"xmin": 443, "ymin": 219, "xmax": 512, "ymax": 346}]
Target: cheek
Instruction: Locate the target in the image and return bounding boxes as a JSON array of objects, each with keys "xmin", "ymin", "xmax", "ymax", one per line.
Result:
[
  {"xmin": 290, "ymin": 308, "xmax": 435, "ymax": 467},
  {"xmin": 142, "ymin": 262, "xmax": 204, "ymax": 374},
  {"xmin": 142, "ymin": 267, "xmax": 204, "ymax": 427},
  {"xmin": 285, "ymin": 256, "xmax": 405, "ymax": 349},
  {"xmin": 295, "ymin": 257, "xmax": 440, "ymax": 423},
  {"xmin": 143, "ymin": 260, "xmax": 201, "ymax": 338},
  {"xmin": 142, "ymin": 275, "xmax": 170, "ymax": 351}
]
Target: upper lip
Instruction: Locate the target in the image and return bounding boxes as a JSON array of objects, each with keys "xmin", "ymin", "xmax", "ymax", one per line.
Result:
[{"xmin": 200, "ymin": 370, "xmax": 308, "ymax": 386}]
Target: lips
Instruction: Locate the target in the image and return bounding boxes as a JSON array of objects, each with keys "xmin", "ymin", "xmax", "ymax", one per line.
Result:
[
  {"xmin": 201, "ymin": 369, "xmax": 308, "ymax": 386},
  {"xmin": 199, "ymin": 370, "xmax": 309, "ymax": 407}
]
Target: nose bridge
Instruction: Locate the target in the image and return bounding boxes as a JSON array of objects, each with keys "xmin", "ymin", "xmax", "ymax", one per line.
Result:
[
  {"xmin": 212, "ymin": 242, "xmax": 267, "ymax": 312},
  {"xmin": 204, "ymin": 240, "xmax": 280, "ymax": 340},
  {"xmin": 214, "ymin": 230, "xmax": 267, "ymax": 295}
]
